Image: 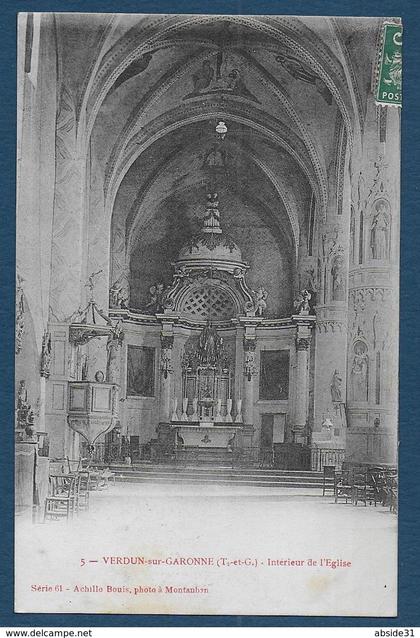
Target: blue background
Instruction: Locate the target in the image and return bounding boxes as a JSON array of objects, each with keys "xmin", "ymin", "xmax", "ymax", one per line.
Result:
[{"xmin": 1, "ymin": 0, "xmax": 419, "ymax": 628}]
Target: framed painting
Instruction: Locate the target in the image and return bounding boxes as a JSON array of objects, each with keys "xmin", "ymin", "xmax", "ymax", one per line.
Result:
[
  {"xmin": 259, "ymin": 350, "xmax": 290, "ymax": 400},
  {"xmin": 126, "ymin": 345, "xmax": 155, "ymax": 397}
]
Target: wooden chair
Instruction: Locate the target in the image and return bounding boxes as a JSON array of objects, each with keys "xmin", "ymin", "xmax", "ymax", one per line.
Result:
[
  {"xmin": 322, "ymin": 466, "xmax": 336, "ymax": 496},
  {"xmin": 353, "ymin": 469, "xmax": 371, "ymax": 506},
  {"xmin": 334, "ymin": 469, "xmax": 353, "ymax": 504},
  {"xmin": 66, "ymin": 456, "xmax": 82, "ymax": 474},
  {"xmin": 367, "ymin": 467, "xmax": 387, "ymax": 506},
  {"xmin": 77, "ymin": 471, "xmax": 90, "ymax": 511},
  {"xmin": 44, "ymin": 474, "xmax": 77, "ymax": 522},
  {"xmin": 386, "ymin": 474, "xmax": 398, "ymax": 513}
]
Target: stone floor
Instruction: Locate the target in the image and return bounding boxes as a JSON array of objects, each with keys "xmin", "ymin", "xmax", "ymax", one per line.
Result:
[{"xmin": 15, "ymin": 482, "xmax": 397, "ymax": 617}]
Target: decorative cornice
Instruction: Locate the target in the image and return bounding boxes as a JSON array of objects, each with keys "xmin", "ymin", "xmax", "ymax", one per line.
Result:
[{"xmin": 316, "ymin": 319, "xmax": 346, "ymax": 334}]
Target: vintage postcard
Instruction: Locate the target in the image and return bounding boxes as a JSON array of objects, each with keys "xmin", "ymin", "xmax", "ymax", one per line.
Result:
[{"xmin": 15, "ymin": 13, "xmax": 400, "ymax": 616}]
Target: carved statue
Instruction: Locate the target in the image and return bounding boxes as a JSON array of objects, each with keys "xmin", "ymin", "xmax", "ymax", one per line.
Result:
[
  {"xmin": 156, "ymin": 283, "xmax": 166, "ymax": 311},
  {"xmin": 351, "ymin": 341, "xmax": 369, "ymax": 402},
  {"xmin": 244, "ymin": 349, "xmax": 256, "ymax": 381},
  {"xmin": 294, "ymin": 289, "xmax": 311, "ymax": 314},
  {"xmin": 198, "ymin": 320, "xmax": 222, "ymax": 365},
  {"xmin": 40, "ymin": 331, "xmax": 52, "ymax": 378},
  {"xmin": 330, "ymin": 370, "xmax": 343, "ymax": 402},
  {"xmin": 85, "ymin": 270, "xmax": 103, "ymax": 301},
  {"xmin": 106, "ymin": 320, "xmax": 124, "ymax": 382},
  {"xmin": 331, "ymin": 254, "xmax": 345, "ymax": 302},
  {"xmin": 109, "ymin": 280, "xmax": 129, "ymax": 309},
  {"xmin": 252, "ymin": 286, "xmax": 268, "ymax": 316},
  {"xmin": 370, "ymin": 200, "xmax": 390, "ymax": 260}
]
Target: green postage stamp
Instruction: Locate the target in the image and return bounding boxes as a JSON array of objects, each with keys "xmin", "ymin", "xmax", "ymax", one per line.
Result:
[{"xmin": 375, "ymin": 21, "xmax": 402, "ymax": 106}]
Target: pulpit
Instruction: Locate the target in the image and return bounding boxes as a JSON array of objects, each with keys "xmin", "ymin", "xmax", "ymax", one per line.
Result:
[{"xmin": 67, "ymin": 381, "xmax": 119, "ymax": 451}]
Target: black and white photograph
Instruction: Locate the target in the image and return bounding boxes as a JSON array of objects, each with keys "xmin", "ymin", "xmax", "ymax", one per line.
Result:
[{"xmin": 15, "ymin": 13, "xmax": 400, "ymax": 616}]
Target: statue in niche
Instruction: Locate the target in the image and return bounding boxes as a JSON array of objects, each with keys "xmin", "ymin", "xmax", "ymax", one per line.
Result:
[
  {"xmin": 351, "ymin": 341, "xmax": 369, "ymax": 402},
  {"xmin": 331, "ymin": 254, "xmax": 345, "ymax": 302},
  {"xmin": 198, "ymin": 320, "xmax": 223, "ymax": 366},
  {"xmin": 330, "ymin": 370, "xmax": 343, "ymax": 402},
  {"xmin": 252, "ymin": 286, "xmax": 268, "ymax": 316},
  {"xmin": 370, "ymin": 199, "xmax": 390, "ymax": 260},
  {"xmin": 294, "ymin": 289, "xmax": 311, "ymax": 314}
]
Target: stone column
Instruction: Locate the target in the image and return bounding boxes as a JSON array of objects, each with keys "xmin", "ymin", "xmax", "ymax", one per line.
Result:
[
  {"xmin": 345, "ymin": 100, "xmax": 399, "ymax": 466},
  {"xmin": 312, "ymin": 218, "xmax": 349, "ymax": 450},
  {"xmin": 159, "ymin": 330, "xmax": 174, "ymax": 423},
  {"xmin": 292, "ymin": 317, "xmax": 315, "ymax": 444},
  {"xmin": 239, "ymin": 317, "xmax": 261, "ymax": 426},
  {"xmin": 243, "ymin": 336, "xmax": 257, "ymax": 425},
  {"xmin": 39, "ymin": 329, "xmax": 52, "ymax": 432}
]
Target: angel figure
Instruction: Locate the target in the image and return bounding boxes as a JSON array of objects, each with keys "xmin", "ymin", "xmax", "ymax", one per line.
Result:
[
  {"xmin": 294, "ymin": 289, "xmax": 311, "ymax": 314},
  {"xmin": 253, "ymin": 286, "xmax": 268, "ymax": 316}
]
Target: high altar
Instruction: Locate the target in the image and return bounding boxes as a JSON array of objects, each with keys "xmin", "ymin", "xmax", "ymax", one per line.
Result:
[
  {"xmin": 106, "ymin": 191, "xmax": 317, "ymax": 464},
  {"xmin": 42, "ymin": 189, "xmax": 321, "ymax": 467}
]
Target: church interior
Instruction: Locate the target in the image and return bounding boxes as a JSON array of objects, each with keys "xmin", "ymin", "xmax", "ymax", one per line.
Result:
[{"xmin": 16, "ymin": 14, "xmax": 399, "ymax": 500}]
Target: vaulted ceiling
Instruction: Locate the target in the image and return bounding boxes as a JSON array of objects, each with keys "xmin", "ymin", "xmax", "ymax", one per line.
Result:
[{"xmin": 56, "ymin": 13, "xmax": 380, "ymax": 275}]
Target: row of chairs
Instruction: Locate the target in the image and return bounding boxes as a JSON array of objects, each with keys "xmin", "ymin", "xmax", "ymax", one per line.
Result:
[
  {"xmin": 323, "ymin": 466, "xmax": 398, "ymax": 512},
  {"xmin": 44, "ymin": 471, "xmax": 90, "ymax": 521},
  {"xmin": 44, "ymin": 464, "xmax": 116, "ymax": 522}
]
